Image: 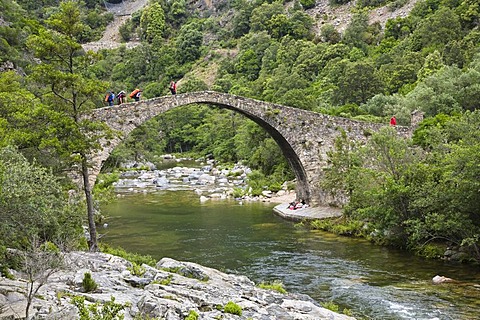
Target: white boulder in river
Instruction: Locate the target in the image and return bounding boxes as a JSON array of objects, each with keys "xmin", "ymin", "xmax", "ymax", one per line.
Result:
[{"xmin": 0, "ymin": 252, "xmax": 355, "ymax": 320}]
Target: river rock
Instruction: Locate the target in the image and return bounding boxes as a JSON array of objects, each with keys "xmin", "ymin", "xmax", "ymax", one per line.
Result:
[
  {"xmin": 154, "ymin": 176, "xmax": 169, "ymax": 187},
  {"xmin": 0, "ymin": 252, "xmax": 355, "ymax": 320},
  {"xmin": 432, "ymin": 275, "xmax": 454, "ymax": 284},
  {"xmin": 198, "ymin": 173, "xmax": 215, "ymax": 184}
]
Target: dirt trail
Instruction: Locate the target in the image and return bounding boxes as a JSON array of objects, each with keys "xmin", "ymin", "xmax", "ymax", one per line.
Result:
[{"xmin": 82, "ymin": 0, "xmax": 148, "ymax": 52}]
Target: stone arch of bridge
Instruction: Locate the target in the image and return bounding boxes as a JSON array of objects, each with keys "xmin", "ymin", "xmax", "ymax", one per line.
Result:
[
  {"xmin": 90, "ymin": 92, "xmax": 420, "ymax": 206},
  {"xmin": 194, "ymin": 102, "xmax": 310, "ymax": 201},
  {"xmin": 90, "ymin": 92, "xmax": 311, "ymax": 202}
]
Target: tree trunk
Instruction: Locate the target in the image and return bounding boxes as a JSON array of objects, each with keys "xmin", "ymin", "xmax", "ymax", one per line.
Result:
[{"xmin": 81, "ymin": 154, "xmax": 98, "ymax": 252}]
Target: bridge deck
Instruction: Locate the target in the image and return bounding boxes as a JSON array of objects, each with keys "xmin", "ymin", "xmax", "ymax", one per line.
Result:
[{"xmin": 273, "ymin": 203, "xmax": 342, "ymax": 221}]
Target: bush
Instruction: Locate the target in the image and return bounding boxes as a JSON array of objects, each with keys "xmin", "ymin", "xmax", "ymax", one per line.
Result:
[
  {"xmin": 322, "ymin": 300, "xmax": 340, "ymax": 312},
  {"xmin": 268, "ymin": 182, "xmax": 282, "ymax": 193},
  {"xmin": 82, "ymin": 272, "xmax": 98, "ymax": 293},
  {"xmin": 0, "ymin": 146, "xmax": 84, "ymax": 253},
  {"xmin": 39, "ymin": 241, "xmax": 60, "ymax": 254},
  {"xmin": 413, "ymin": 243, "xmax": 445, "ymax": 259},
  {"xmin": 185, "ymin": 310, "xmax": 199, "ymax": 320},
  {"xmin": 93, "ymin": 172, "xmax": 120, "ymax": 192},
  {"xmin": 258, "ymin": 280, "xmax": 287, "ymax": 294},
  {"xmin": 73, "ymin": 295, "xmax": 125, "ymax": 320},
  {"xmin": 300, "ymin": 0, "xmax": 316, "ymax": 9},
  {"xmin": 224, "ymin": 301, "xmax": 242, "ymax": 316},
  {"xmin": 128, "ymin": 262, "xmax": 146, "ymax": 276},
  {"xmin": 99, "ymin": 243, "xmax": 156, "ymax": 267},
  {"xmin": 232, "ymin": 187, "xmax": 245, "ymax": 198}
]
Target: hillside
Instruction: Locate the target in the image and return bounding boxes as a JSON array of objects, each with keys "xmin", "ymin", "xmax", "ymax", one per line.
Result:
[{"xmin": 83, "ymin": 0, "xmax": 420, "ymax": 51}]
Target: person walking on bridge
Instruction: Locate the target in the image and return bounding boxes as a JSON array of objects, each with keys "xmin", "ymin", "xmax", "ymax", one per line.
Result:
[
  {"xmin": 105, "ymin": 91, "xmax": 115, "ymax": 106},
  {"xmin": 390, "ymin": 115, "xmax": 397, "ymax": 126},
  {"xmin": 117, "ymin": 90, "xmax": 126, "ymax": 104},
  {"xmin": 130, "ymin": 88, "xmax": 142, "ymax": 101},
  {"xmin": 169, "ymin": 81, "xmax": 177, "ymax": 95}
]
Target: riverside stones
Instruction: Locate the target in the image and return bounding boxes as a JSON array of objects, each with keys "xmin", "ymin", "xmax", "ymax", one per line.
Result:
[{"xmin": 0, "ymin": 252, "xmax": 355, "ymax": 320}]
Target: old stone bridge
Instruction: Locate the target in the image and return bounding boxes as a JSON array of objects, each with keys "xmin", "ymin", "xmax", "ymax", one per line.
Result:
[{"xmin": 88, "ymin": 91, "xmax": 421, "ymax": 206}]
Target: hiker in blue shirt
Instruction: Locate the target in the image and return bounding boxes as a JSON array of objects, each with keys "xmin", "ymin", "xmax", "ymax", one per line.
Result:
[{"xmin": 106, "ymin": 91, "xmax": 115, "ymax": 106}]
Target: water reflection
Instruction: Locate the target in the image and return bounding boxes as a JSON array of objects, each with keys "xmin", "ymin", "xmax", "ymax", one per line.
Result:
[{"xmin": 103, "ymin": 191, "xmax": 480, "ymax": 320}]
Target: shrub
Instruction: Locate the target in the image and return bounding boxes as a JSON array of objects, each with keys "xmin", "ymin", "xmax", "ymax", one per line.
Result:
[
  {"xmin": 40, "ymin": 241, "xmax": 60, "ymax": 254},
  {"xmin": 157, "ymin": 274, "xmax": 173, "ymax": 285},
  {"xmin": 93, "ymin": 172, "xmax": 120, "ymax": 192},
  {"xmin": 322, "ymin": 300, "xmax": 339, "ymax": 312},
  {"xmin": 99, "ymin": 243, "xmax": 156, "ymax": 267},
  {"xmin": 185, "ymin": 310, "xmax": 199, "ymax": 320},
  {"xmin": 258, "ymin": 280, "xmax": 287, "ymax": 294},
  {"xmin": 413, "ymin": 243, "xmax": 445, "ymax": 259},
  {"xmin": 232, "ymin": 187, "xmax": 245, "ymax": 198},
  {"xmin": 224, "ymin": 301, "xmax": 242, "ymax": 315},
  {"xmin": 72, "ymin": 295, "xmax": 125, "ymax": 320},
  {"xmin": 300, "ymin": 0, "xmax": 316, "ymax": 9},
  {"xmin": 82, "ymin": 272, "xmax": 98, "ymax": 293},
  {"xmin": 268, "ymin": 182, "xmax": 282, "ymax": 193},
  {"xmin": 128, "ymin": 262, "xmax": 146, "ymax": 276}
]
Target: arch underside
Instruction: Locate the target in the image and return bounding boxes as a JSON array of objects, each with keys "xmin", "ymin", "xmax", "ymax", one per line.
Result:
[{"xmin": 160, "ymin": 101, "xmax": 311, "ymax": 202}]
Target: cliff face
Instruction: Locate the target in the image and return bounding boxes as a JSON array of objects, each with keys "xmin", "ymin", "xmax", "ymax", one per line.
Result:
[{"xmin": 0, "ymin": 251, "xmax": 355, "ymax": 320}]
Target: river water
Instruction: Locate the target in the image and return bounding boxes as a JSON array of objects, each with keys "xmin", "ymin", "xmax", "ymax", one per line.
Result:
[{"xmin": 103, "ymin": 190, "xmax": 480, "ymax": 319}]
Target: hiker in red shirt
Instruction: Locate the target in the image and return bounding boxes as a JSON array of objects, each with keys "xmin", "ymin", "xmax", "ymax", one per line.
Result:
[
  {"xmin": 169, "ymin": 81, "xmax": 177, "ymax": 95},
  {"xmin": 390, "ymin": 115, "xmax": 397, "ymax": 126}
]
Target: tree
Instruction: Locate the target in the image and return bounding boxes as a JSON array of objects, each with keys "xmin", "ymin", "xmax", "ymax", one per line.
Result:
[
  {"xmin": 348, "ymin": 128, "xmax": 421, "ymax": 246},
  {"xmin": 411, "ymin": 7, "xmax": 462, "ymax": 52},
  {"xmin": 0, "ymin": 71, "xmax": 42, "ymax": 149},
  {"xmin": 321, "ymin": 130, "xmax": 362, "ymax": 203},
  {"xmin": 140, "ymin": 2, "xmax": 166, "ymax": 43},
  {"xmin": 250, "ymin": 2, "xmax": 284, "ymax": 33},
  {"xmin": 168, "ymin": 0, "xmax": 187, "ymax": 27},
  {"xmin": 320, "ymin": 24, "xmax": 341, "ymax": 44},
  {"xmin": 333, "ymin": 60, "xmax": 382, "ymax": 105},
  {"xmin": 288, "ymin": 11, "xmax": 314, "ymax": 40},
  {"xmin": 407, "ymin": 111, "xmax": 480, "ymax": 259},
  {"xmin": 22, "ymin": 242, "xmax": 64, "ymax": 320},
  {"xmin": 26, "ymin": 0, "xmax": 112, "ymax": 251},
  {"xmin": 417, "ymin": 50, "xmax": 444, "ymax": 81},
  {"xmin": 403, "ymin": 62, "xmax": 480, "ymax": 116},
  {"xmin": 300, "ymin": 0, "xmax": 316, "ymax": 9},
  {"xmin": 456, "ymin": 0, "xmax": 480, "ymax": 30},
  {"xmin": 0, "ymin": 146, "xmax": 83, "ymax": 252},
  {"xmin": 342, "ymin": 13, "xmax": 371, "ymax": 52},
  {"xmin": 235, "ymin": 48, "xmax": 261, "ymax": 81},
  {"xmin": 231, "ymin": 0, "xmax": 253, "ymax": 38},
  {"xmin": 175, "ymin": 23, "xmax": 203, "ymax": 64}
]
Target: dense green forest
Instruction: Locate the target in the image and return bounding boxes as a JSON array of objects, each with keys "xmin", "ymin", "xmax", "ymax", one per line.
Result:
[{"xmin": 0, "ymin": 0, "xmax": 479, "ymax": 265}]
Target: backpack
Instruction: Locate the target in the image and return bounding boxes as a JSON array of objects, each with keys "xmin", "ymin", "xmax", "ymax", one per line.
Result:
[
  {"xmin": 129, "ymin": 89, "xmax": 140, "ymax": 98},
  {"xmin": 105, "ymin": 94, "xmax": 110, "ymax": 102}
]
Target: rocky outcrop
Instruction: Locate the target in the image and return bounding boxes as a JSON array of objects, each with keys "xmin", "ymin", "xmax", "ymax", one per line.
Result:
[{"xmin": 0, "ymin": 252, "xmax": 355, "ymax": 320}]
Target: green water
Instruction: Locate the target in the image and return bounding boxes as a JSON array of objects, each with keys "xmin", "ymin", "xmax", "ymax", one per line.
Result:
[{"xmin": 103, "ymin": 190, "xmax": 480, "ymax": 320}]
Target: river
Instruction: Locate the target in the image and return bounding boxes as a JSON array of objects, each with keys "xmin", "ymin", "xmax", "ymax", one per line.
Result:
[{"xmin": 102, "ymin": 190, "xmax": 480, "ymax": 319}]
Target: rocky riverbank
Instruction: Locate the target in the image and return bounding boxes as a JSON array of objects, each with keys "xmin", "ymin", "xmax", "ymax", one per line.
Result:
[
  {"xmin": 1, "ymin": 251, "xmax": 355, "ymax": 320},
  {"xmin": 112, "ymin": 157, "xmax": 297, "ymax": 204}
]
